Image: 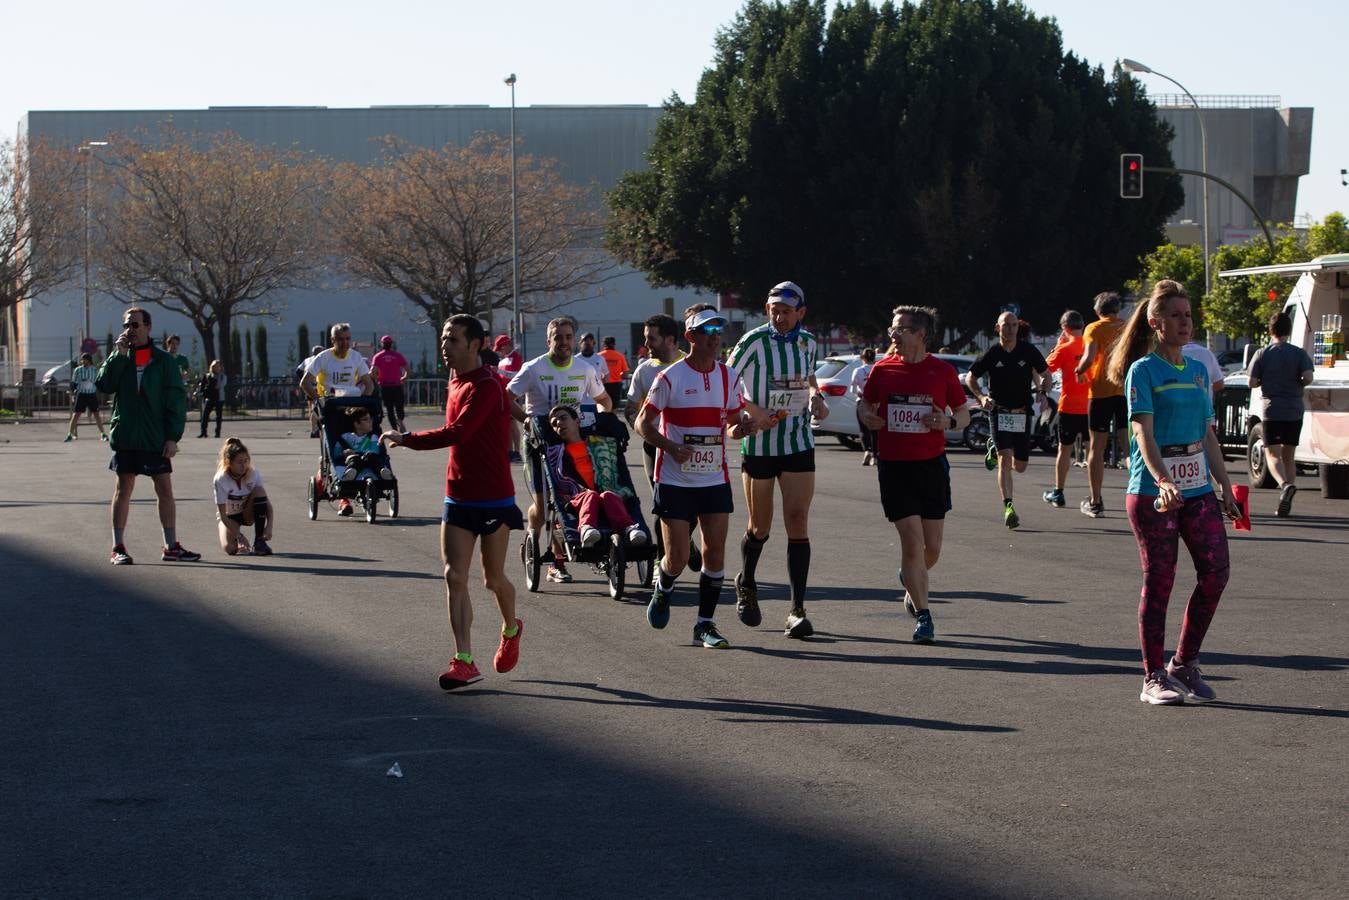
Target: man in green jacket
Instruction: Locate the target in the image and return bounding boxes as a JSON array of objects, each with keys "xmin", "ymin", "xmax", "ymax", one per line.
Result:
[{"xmin": 97, "ymin": 306, "xmax": 201, "ymax": 564}]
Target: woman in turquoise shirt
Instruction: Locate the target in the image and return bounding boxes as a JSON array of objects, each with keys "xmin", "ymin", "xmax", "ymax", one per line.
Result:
[{"xmin": 1107, "ymin": 280, "xmax": 1241, "ymax": 706}]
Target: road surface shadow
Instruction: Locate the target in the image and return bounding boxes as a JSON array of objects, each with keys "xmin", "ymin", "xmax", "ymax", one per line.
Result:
[
  {"xmin": 0, "ymin": 535, "xmax": 992, "ymax": 899},
  {"xmin": 739, "ymin": 642, "xmax": 1140, "ymax": 677},
  {"xmin": 501, "ymin": 680, "xmax": 1015, "ymax": 732}
]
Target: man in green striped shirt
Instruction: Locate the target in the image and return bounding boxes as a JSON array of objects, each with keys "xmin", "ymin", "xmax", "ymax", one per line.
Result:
[{"xmin": 727, "ymin": 281, "xmax": 829, "ymax": 639}]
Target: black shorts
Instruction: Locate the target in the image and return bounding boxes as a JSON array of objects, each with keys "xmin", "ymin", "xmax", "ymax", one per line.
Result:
[
  {"xmin": 1089, "ymin": 395, "xmax": 1128, "ymax": 433},
  {"xmin": 1263, "ymin": 418, "xmax": 1302, "ymax": 446},
  {"xmin": 442, "ymin": 500, "xmax": 525, "ymax": 536},
  {"xmin": 74, "ymin": 393, "xmax": 100, "ymax": 413},
  {"xmin": 1055, "ymin": 412, "xmax": 1090, "ymax": 443},
  {"xmin": 991, "ymin": 408, "xmax": 1032, "ymax": 462},
  {"xmin": 604, "ymin": 382, "xmax": 623, "ymax": 405},
  {"xmin": 109, "ymin": 449, "xmax": 173, "ymax": 477},
  {"xmin": 226, "ymin": 498, "xmax": 269, "ymax": 526},
  {"xmin": 877, "ymin": 456, "xmax": 951, "ymax": 521},
  {"xmin": 652, "ymin": 482, "xmax": 734, "ymax": 524},
  {"xmin": 741, "ymin": 449, "xmax": 816, "ymax": 480}
]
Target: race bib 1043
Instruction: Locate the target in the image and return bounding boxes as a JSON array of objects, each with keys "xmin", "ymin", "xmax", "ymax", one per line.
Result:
[
  {"xmin": 887, "ymin": 393, "xmax": 932, "ymax": 433},
  {"xmin": 1161, "ymin": 441, "xmax": 1208, "ymax": 491},
  {"xmin": 680, "ymin": 433, "xmax": 724, "ymax": 474}
]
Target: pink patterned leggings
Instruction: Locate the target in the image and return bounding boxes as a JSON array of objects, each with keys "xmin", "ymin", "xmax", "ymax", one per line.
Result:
[{"xmin": 1125, "ymin": 492, "xmax": 1230, "ymax": 673}]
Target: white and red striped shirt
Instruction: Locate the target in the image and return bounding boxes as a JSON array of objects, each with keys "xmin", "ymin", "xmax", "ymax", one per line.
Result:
[{"xmin": 644, "ymin": 358, "xmax": 746, "ymax": 488}]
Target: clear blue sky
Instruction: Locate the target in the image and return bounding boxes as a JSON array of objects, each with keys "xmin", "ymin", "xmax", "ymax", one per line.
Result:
[{"xmin": 4, "ymin": 0, "xmax": 1342, "ymax": 221}]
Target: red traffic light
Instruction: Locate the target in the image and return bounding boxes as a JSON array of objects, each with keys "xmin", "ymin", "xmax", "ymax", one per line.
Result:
[
  {"xmin": 1120, "ymin": 153, "xmax": 1144, "ymax": 198},
  {"xmin": 1129, "ymin": 160, "xmax": 1139, "ymax": 171}
]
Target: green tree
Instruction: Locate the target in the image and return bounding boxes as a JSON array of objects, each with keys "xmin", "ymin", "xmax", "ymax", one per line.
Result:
[
  {"xmin": 1205, "ymin": 212, "xmax": 1349, "ymax": 338},
  {"xmin": 254, "ymin": 323, "xmax": 270, "ymax": 379},
  {"xmin": 1129, "ymin": 241, "xmax": 1205, "ymax": 323},
  {"xmin": 605, "ymin": 0, "xmax": 1182, "ymax": 338}
]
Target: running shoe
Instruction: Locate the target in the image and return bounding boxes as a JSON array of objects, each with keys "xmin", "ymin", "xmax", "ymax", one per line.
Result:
[
  {"xmin": 253, "ymin": 539, "xmax": 273, "ymax": 556},
  {"xmin": 494, "ymin": 618, "xmax": 523, "ymax": 674},
  {"xmin": 1080, "ymin": 498, "xmax": 1104, "ymax": 518},
  {"xmin": 100, "ymin": 433, "xmax": 109, "ymax": 442},
  {"xmin": 646, "ymin": 586, "xmax": 671, "ymax": 629},
  {"xmin": 340, "ymin": 468, "xmax": 357, "ymax": 482},
  {"xmin": 545, "ymin": 565, "xmax": 573, "ymax": 583},
  {"xmin": 1166, "ymin": 659, "xmax": 1216, "ymax": 702},
  {"xmin": 903, "ymin": 590, "xmax": 918, "ymax": 619},
  {"xmin": 693, "ymin": 620, "xmax": 729, "ymax": 649},
  {"xmin": 1042, "ymin": 487, "xmax": 1065, "ymax": 507},
  {"xmin": 580, "ymin": 527, "xmax": 602, "ymax": 548},
  {"xmin": 984, "ymin": 439, "xmax": 998, "ymax": 471},
  {"xmin": 734, "ymin": 573, "xmax": 762, "ymax": 627},
  {"xmin": 784, "ymin": 608, "xmax": 813, "ymax": 639},
  {"xmin": 912, "ymin": 610, "xmax": 935, "ymax": 644},
  {"xmin": 1004, "ymin": 503, "xmax": 1020, "ymax": 529},
  {"xmin": 64, "ymin": 433, "xmax": 74, "ymax": 442},
  {"xmin": 1276, "ymin": 483, "xmax": 1297, "ymax": 518},
  {"xmin": 161, "ymin": 543, "xmax": 202, "ymax": 562},
  {"xmin": 626, "ymin": 526, "xmax": 649, "ymax": 547},
  {"xmin": 1139, "ymin": 670, "xmax": 1184, "ymax": 705},
  {"xmin": 310, "ymin": 428, "xmax": 320, "ymax": 439},
  {"xmin": 438, "ymin": 658, "xmax": 483, "ymax": 691},
  {"xmin": 338, "ymin": 498, "xmax": 354, "ymax": 516},
  {"xmin": 110, "ymin": 545, "xmax": 134, "ymax": 566},
  {"xmin": 378, "ymin": 467, "xmax": 394, "ymax": 481}
]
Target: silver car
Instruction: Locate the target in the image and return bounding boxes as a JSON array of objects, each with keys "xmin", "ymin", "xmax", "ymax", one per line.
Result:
[{"xmin": 811, "ymin": 353, "xmax": 990, "ymax": 452}]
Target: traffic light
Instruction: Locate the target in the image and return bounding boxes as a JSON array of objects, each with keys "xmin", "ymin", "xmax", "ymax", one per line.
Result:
[{"xmin": 1120, "ymin": 153, "xmax": 1144, "ymax": 199}]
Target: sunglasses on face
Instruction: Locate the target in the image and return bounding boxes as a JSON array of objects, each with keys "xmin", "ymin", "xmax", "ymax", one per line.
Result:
[{"xmin": 695, "ymin": 325, "xmax": 725, "ymax": 335}]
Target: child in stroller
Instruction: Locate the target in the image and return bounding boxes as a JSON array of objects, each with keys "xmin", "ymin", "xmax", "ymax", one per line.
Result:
[
  {"xmin": 547, "ymin": 404, "xmax": 650, "ymax": 549},
  {"xmin": 334, "ymin": 406, "xmax": 394, "ymax": 484}
]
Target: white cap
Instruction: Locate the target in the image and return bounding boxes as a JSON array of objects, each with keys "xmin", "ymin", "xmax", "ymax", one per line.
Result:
[
  {"xmin": 767, "ymin": 281, "xmax": 805, "ymax": 308},
  {"xmin": 684, "ymin": 308, "xmax": 729, "ymax": 331}
]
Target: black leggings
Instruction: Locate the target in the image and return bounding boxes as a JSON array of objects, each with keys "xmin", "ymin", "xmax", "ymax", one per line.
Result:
[
  {"xmin": 200, "ymin": 397, "xmax": 222, "ymax": 437},
  {"xmin": 381, "ymin": 385, "xmax": 406, "ymax": 427}
]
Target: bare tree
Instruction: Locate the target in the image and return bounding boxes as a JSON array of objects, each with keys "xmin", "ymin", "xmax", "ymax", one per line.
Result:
[
  {"xmin": 0, "ymin": 138, "xmax": 82, "ymax": 335},
  {"xmin": 330, "ymin": 134, "xmax": 616, "ymax": 339},
  {"xmin": 93, "ymin": 129, "xmax": 328, "ymax": 381}
]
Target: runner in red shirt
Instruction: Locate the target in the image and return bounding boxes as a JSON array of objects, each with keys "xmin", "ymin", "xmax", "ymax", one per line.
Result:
[
  {"xmin": 1042, "ymin": 310, "xmax": 1089, "ymax": 508},
  {"xmin": 859, "ymin": 305, "xmax": 970, "ymax": 644},
  {"xmin": 383, "ymin": 315, "xmax": 524, "ymax": 691}
]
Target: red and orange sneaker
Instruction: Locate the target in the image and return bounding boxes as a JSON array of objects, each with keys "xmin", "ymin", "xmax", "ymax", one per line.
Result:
[
  {"xmin": 338, "ymin": 498, "xmax": 354, "ymax": 517},
  {"xmin": 493, "ymin": 619, "xmax": 523, "ymax": 674},
  {"xmin": 438, "ymin": 658, "xmax": 483, "ymax": 691},
  {"xmin": 110, "ymin": 545, "xmax": 134, "ymax": 566}
]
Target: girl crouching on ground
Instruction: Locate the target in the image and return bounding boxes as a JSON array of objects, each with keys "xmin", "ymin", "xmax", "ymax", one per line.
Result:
[{"xmin": 214, "ymin": 437, "xmax": 274, "ymax": 555}]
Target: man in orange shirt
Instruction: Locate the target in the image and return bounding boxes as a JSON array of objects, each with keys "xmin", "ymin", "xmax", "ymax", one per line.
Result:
[
  {"xmin": 1074, "ymin": 292, "xmax": 1128, "ymax": 517},
  {"xmin": 597, "ymin": 335, "xmax": 630, "ymax": 406},
  {"xmin": 1042, "ymin": 310, "xmax": 1088, "ymax": 508}
]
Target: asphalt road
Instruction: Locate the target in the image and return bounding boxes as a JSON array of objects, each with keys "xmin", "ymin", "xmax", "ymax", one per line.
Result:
[{"xmin": 2, "ymin": 413, "xmax": 1345, "ymax": 898}]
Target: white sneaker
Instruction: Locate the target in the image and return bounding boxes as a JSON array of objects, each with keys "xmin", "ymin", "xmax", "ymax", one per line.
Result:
[
  {"xmin": 626, "ymin": 526, "xmax": 650, "ymax": 546},
  {"xmin": 1139, "ymin": 671, "xmax": 1185, "ymax": 705},
  {"xmin": 580, "ymin": 526, "xmax": 602, "ymax": 548}
]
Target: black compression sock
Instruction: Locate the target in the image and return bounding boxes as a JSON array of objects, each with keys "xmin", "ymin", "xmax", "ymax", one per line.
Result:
[
  {"xmin": 697, "ymin": 570, "xmax": 725, "ymax": 620},
  {"xmin": 740, "ymin": 531, "xmax": 768, "ymax": 587},
  {"xmin": 787, "ymin": 539, "xmax": 810, "ymax": 609}
]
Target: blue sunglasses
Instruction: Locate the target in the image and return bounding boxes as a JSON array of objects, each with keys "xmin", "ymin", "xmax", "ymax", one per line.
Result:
[{"xmin": 694, "ymin": 324, "xmax": 725, "ymax": 335}]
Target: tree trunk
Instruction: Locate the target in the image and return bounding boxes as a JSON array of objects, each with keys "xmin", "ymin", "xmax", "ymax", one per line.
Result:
[{"xmin": 194, "ymin": 323, "xmax": 217, "ymax": 372}]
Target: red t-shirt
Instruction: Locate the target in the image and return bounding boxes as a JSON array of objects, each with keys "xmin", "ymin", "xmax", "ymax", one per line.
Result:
[
  {"xmin": 401, "ymin": 366, "xmax": 514, "ymax": 502},
  {"xmin": 1045, "ymin": 332, "xmax": 1089, "ymax": 415},
  {"xmin": 861, "ymin": 354, "xmax": 967, "ymax": 462}
]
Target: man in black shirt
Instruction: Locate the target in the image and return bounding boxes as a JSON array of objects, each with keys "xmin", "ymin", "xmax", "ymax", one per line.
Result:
[{"xmin": 965, "ymin": 311, "xmax": 1048, "ymax": 529}]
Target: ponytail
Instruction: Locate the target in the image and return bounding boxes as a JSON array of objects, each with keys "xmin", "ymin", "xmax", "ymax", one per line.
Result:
[
  {"xmin": 1105, "ymin": 280, "xmax": 1189, "ymax": 387},
  {"xmin": 217, "ymin": 437, "xmax": 251, "ymax": 478}
]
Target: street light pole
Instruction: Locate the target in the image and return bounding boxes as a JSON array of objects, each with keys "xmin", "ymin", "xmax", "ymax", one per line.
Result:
[
  {"xmin": 505, "ymin": 73, "xmax": 522, "ymax": 358},
  {"xmin": 1121, "ymin": 59, "xmax": 1210, "ymax": 313},
  {"xmin": 77, "ymin": 140, "xmax": 108, "ymax": 342}
]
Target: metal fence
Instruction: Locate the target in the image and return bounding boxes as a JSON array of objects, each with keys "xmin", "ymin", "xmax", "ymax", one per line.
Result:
[{"xmin": 1, "ymin": 376, "xmax": 454, "ymax": 422}]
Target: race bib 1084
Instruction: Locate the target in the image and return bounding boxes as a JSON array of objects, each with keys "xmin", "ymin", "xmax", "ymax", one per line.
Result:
[{"xmin": 887, "ymin": 393, "xmax": 932, "ymax": 433}]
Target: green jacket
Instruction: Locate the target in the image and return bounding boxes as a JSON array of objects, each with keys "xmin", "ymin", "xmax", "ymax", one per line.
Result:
[{"xmin": 96, "ymin": 343, "xmax": 188, "ymax": 451}]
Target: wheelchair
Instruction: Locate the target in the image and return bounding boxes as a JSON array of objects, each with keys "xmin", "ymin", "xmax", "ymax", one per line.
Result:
[
  {"xmin": 305, "ymin": 395, "xmax": 400, "ymax": 524},
  {"xmin": 521, "ymin": 410, "xmax": 657, "ymax": 600}
]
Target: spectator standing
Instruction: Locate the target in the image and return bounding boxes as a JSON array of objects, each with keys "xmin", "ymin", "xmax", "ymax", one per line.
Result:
[
  {"xmin": 97, "ymin": 306, "xmax": 200, "ymax": 565},
  {"xmin": 65, "ymin": 353, "xmax": 108, "ymax": 442},
  {"xmin": 1248, "ymin": 311, "xmax": 1315, "ymax": 516},
  {"xmin": 198, "ymin": 360, "xmax": 226, "ymax": 439},
  {"xmin": 166, "ymin": 335, "xmax": 192, "ymax": 385}
]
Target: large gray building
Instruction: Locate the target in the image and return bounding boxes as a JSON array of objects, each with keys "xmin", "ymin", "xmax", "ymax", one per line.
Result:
[{"xmin": 7, "ymin": 98, "xmax": 1314, "ymax": 375}]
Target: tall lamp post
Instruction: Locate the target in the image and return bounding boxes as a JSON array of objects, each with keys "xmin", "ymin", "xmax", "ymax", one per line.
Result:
[
  {"xmin": 505, "ymin": 73, "xmax": 523, "ymax": 357},
  {"xmin": 1121, "ymin": 59, "xmax": 1210, "ymax": 309},
  {"xmin": 77, "ymin": 140, "xmax": 109, "ymax": 342}
]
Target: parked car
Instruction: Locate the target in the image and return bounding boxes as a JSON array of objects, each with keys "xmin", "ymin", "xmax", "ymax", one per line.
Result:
[{"xmin": 811, "ymin": 353, "xmax": 990, "ymax": 452}]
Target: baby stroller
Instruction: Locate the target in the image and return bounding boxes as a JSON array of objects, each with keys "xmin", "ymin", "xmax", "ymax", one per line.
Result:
[
  {"xmin": 305, "ymin": 396, "xmax": 400, "ymax": 524},
  {"xmin": 522, "ymin": 411, "xmax": 657, "ymax": 599}
]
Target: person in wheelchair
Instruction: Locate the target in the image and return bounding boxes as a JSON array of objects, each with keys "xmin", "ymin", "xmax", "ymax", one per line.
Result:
[
  {"xmin": 334, "ymin": 406, "xmax": 394, "ymax": 514},
  {"xmin": 547, "ymin": 404, "xmax": 650, "ymax": 549}
]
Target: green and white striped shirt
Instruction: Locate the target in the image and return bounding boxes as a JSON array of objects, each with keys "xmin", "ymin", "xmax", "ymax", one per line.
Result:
[
  {"xmin": 727, "ymin": 323, "xmax": 818, "ymax": 457},
  {"xmin": 72, "ymin": 364, "xmax": 98, "ymax": 394}
]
